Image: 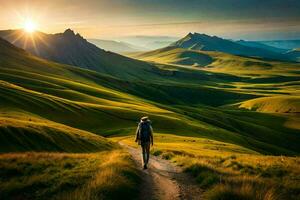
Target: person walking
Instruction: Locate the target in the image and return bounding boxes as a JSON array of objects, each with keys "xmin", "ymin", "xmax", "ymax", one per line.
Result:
[{"xmin": 135, "ymin": 116, "xmax": 153, "ymax": 169}]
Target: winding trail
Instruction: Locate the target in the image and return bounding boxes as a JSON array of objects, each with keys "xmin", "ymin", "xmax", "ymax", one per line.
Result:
[{"xmin": 119, "ymin": 143, "xmax": 203, "ymax": 200}]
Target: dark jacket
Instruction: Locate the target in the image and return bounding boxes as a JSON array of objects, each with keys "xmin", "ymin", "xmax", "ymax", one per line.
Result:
[{"xmin": 135, "ymin": 120, "xmax": 153, "ymax": 145}]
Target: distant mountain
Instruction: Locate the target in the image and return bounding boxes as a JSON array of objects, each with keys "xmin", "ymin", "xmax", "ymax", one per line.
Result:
[
  {"xmin": 236, "ymin": 40, "xmax": 287, "ymax": 53},
  {"xmin": 0, "ymin": 29, "xmax": 156, "ymax": 79},
  {"xmin": 285, "ymin": 49, "xmax": 300, "ymax": 62},
  {"xmin": 88, "ymin": 39, "xmax": 147, "ymax": 53},
  {"xmin": 170, "ymin": 32, "xmax": 289, "ymax": 61},
  {"xmin": 258, "ymin": 40, "xmax": 300, "ymax": 50},
  {"xmin": 118, "ymin": 35, "xmax": 179, "ymax": 50}
]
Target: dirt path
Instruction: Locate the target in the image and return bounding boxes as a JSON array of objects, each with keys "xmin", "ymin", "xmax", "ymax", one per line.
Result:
[{"xmin": 120, "ymin": 143, "xmax": 202, "ymax": 200}]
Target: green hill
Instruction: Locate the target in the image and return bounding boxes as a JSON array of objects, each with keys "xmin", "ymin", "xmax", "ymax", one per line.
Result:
[
  {"xmin": 239, "ymin": 96, "xmax": 300, "ymax": 113},
  {"xmin": 0, "ymin": 37, "xmax": 300, "ymax": 155},
  {"xmin": 0, "ymin": 108, "xmax": 114, "ymax": 153},
  {"xmin": 128, "ymin": 46, "xmax": 214, "ymax": 67},
  {"xmin": 128, "ymin": 46, "xmax": 300, "ymax": 77}
]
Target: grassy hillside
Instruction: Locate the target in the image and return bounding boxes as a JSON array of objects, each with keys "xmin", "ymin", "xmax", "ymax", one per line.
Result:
[
  {"xmin": 0, "ymin": 150, "xmax": 140, "ymax": 200},
  {"xmin": 128, "ymin": 47, "xmax": 214, "ymax": 67},
  {"xmin": 0, "ymin": 37, "xmax": 300, "ymax": 156},
  {"xmin": 0, "ymin": 109, "xmax": 115, "ymax": 153},
  {"xmin": 239, "ymin": 96, "xmax": 300, "ymax": 113},
  {"xmin": 1, "ymin": 33, "xmax": 300, "ymax": 200},
  {"xmin": 128, "ymin": 46, "xmax": 300, "ymax": 117},
  {"xmin": 117, "ymin": 135, "xmax": 300, "ymax": 200},
  {"xmin": 0, "ymin": 39, "xmax": 144, "ymax": 199},
  {"xmin": 128, "ymin": 47, "xmax": 300, "ymax": 77}
]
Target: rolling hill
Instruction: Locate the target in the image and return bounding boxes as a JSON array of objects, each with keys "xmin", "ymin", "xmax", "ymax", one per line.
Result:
[
  {"xmin": 1, "ymin": 37, "xmax": 300, "ymax": 155},
  {"xmin": 127, "ymin": 39, "xmax": 300, "ymax": 144},
  {"xmin": 0, "ymin": 39, "xmax": 116, "ymax": 152},
  {"xmin": 239, "ymin": 96, "xmax": 300, "ymax": 113},
  {"xmin": 127, "ymin": 46, "xmax": 214, "ymax": 67},
  {"xmin": 128, "ymin": 46, "xmax": 300, "ymax": 77}
]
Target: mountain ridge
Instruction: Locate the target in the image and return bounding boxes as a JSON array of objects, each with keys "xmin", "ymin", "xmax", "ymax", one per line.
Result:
[
  {"xmin": 0, "ymin": 29, "xmax": 158, "ymax": 80},
  {"xmin": 170, "ymin": 32, "xmax": 291, "ymax": 61}
]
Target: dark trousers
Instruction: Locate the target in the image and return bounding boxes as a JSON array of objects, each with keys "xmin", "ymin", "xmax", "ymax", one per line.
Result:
[{"xmin": 141, "ymin": 141, "xmax": 150, "ymax": 166}]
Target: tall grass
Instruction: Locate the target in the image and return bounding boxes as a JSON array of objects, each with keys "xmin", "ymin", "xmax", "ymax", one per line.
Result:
[
  {"xmin": 0, "ymin": 150, "xmax": 140, "ymax": 200},
  {"xmin": 207, "ymin": 182, "xmax": 280, "ymax": 200},
  {"xmin": 177, "ymin": 156, "xmax": 298, "ymax": 200},
  {"xmin": 61, "ymin": 151, "xmax": 140, "ymax": 200},
  {"xmin": 117, "ymin": 134, "xmax": 300, "ymax": 200}
]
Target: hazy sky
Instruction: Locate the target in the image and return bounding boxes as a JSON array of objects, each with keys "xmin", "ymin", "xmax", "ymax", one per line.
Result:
[{"xmin": 0, "ymin": 0, "xmax": 299, "ymax": 40}]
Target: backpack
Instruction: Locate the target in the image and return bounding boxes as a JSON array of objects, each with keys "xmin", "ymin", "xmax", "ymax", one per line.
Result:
[{"xmin": 139, "ymin": 122, "xmax": 151, "ymax": 143}]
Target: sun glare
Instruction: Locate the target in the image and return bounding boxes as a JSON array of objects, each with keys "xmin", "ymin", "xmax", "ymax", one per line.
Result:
[{"xmin": 24, "ymin": 20, "xmax": 37, "ymax": 33}]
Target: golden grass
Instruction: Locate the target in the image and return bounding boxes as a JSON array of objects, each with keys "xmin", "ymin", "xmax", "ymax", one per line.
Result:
[
  {"xmin": 0, "ymin": 150, "xmax": 140, "ymax": 200},
  {"xmin": 206, "ymin": 181, "xmax": 280, "ymax": 200},
  {"xmin": 128, "ymin": 47, "xmax": 300, "ymax": 77},
  {"xmin": 116, "ymin": 134, "xmax": 300, "ymax": 200},
  {"xmin": 239, "ymin": 96, "xmax": 300, "ymax": 113},
  {"xmin": 57, "ymin": 150, "xmax": 140, "ymax": 200}
]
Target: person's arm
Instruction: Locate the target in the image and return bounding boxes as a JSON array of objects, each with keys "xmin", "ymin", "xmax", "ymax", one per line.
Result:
[
  {"xmin": 135, "ymin": 123, "xmax": 140, "ymax": 142},
  {"xmin": 150, "ymin": 125, "xmax": 154, "ymax": 146}
]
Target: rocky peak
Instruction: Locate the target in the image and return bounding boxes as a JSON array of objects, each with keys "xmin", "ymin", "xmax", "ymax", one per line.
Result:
[{"xmin": 63, "ymin": 29, "xmax": 75, "ymax": 36}]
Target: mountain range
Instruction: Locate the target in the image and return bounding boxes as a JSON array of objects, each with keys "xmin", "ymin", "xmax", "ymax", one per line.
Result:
[
  {"xmin": 258, "ymin": 40, "xmax": 300, "ymax": 50},
  {"xmin": 236, "ymin": 40, "xmax": 287, "ymax": 53},
  {"xmin": 170, "ymin": 32, "xmax": 292, "ymax": 61},
  {"xmin": 0, "ymin": 29, "xmax": 157, "ymax": 80}
]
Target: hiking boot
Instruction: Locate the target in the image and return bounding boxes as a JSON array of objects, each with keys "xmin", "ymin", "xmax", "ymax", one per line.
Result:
[{"xmin": 143, "ymin": 165, "xmax": 148, "ymax": 170}]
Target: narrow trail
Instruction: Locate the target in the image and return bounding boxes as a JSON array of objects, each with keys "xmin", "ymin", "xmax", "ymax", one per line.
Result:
[{"xmin": 119, "ymin": 143, "xmax": 203, "ymax": 200}]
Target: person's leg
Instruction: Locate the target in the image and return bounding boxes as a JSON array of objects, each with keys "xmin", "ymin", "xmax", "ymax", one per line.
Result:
[
  {"xmin": 141, "ymin": 143, "xmax": 147, "ymax": 167},
  {"xmin": 145, "ymin": 142, "xmax": 150, "ymax": 165}
]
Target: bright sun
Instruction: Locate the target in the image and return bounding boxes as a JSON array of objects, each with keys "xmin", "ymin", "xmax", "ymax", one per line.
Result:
[{"xmin": 24, "ymin": 20, "xmax": 37, "ymax": 33}]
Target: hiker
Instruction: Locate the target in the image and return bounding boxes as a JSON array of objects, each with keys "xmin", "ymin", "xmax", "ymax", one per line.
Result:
[{"xmin": 135, "ymin": 116, "xmax": 153, "ymax": 169}]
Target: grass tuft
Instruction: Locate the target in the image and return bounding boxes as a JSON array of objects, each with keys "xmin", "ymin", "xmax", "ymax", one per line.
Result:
[{"xmin": 206, "ymin": 182, "xmax": 281, "ymax": 200}]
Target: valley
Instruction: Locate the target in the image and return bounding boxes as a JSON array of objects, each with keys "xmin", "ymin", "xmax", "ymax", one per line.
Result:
[{"xmin": 0, "ymin": 28, "xmax": 299, "ymax": 200}]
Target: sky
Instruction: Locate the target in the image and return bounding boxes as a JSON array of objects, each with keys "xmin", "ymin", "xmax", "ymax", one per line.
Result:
[{"xmin": 0, "ymin": 0, "xmax": 299, "ymax": 40}]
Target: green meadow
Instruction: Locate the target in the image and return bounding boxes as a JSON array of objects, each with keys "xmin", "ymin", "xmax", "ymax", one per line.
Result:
[{"xmin": 0, "ymin": 36, "xmax": 300, "ymax": 199}]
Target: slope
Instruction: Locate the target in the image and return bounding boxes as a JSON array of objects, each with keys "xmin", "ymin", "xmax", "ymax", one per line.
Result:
[
  {"xmin": 128, "ymin": 46, "xmax": 300, "ymax": 77},
  {"xmin": 0, "ymin": 108, "xmax": 114, "ymax": 153},
  {"xmin": 239, "ymin": 96, "xmax": 300, "ymax": 113},
  {"xmin": 1, "ymin": 38, "xmax": 300, "ymax": 155},
  {"xmin": 0, "ymin": 29, "xmax": 160, "ymax": 80}
]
